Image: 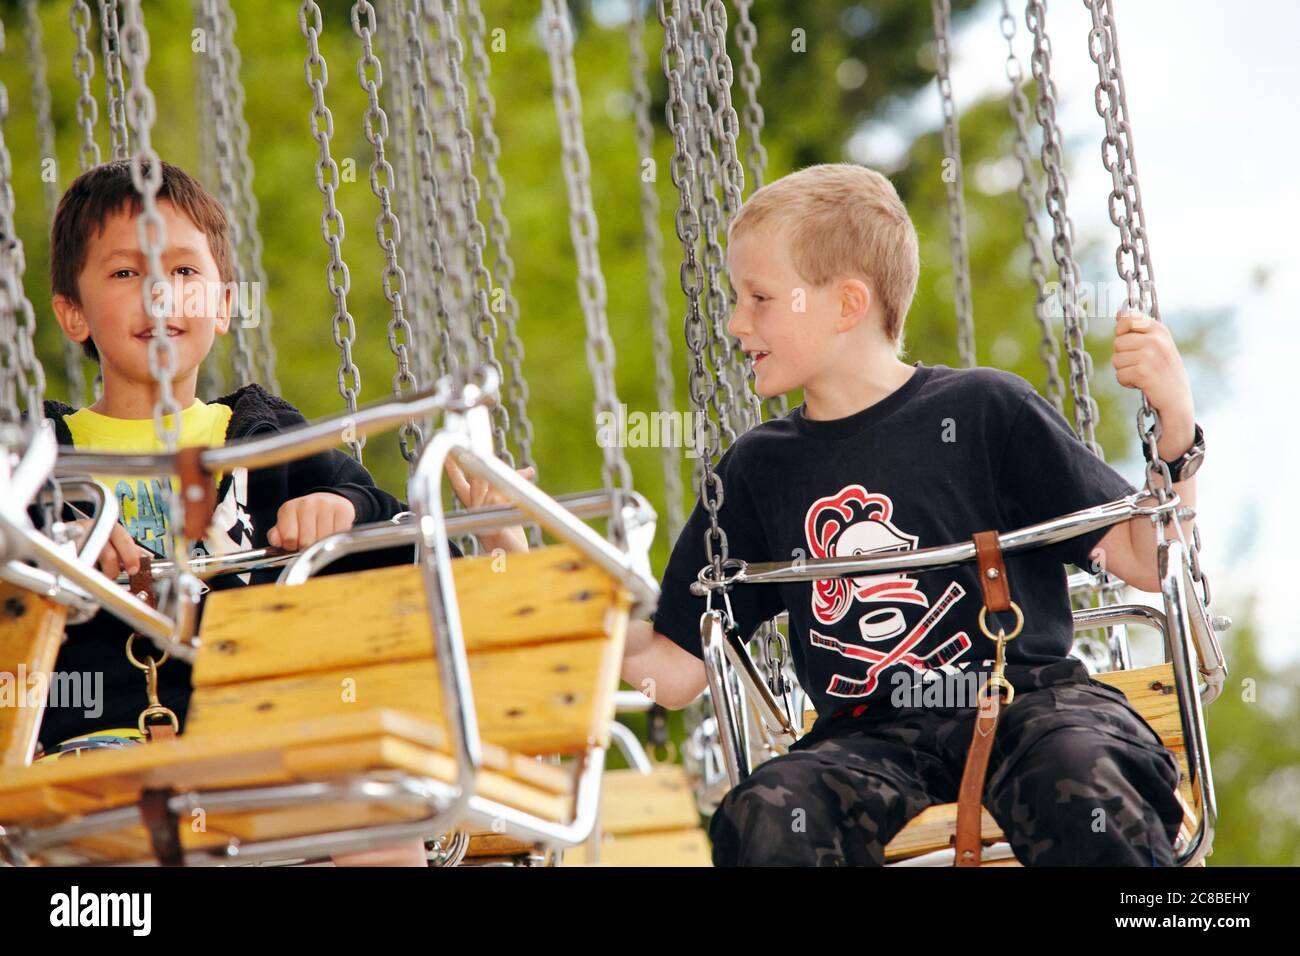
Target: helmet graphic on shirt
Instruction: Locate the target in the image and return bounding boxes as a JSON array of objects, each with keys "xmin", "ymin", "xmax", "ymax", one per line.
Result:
[
  {"xmin": 805, "ymin": 484, "xmax": 926, "ymax": 629},
  {"xmin": 805, "ymin": 483, "xmax": 974, "ymax": 699}
]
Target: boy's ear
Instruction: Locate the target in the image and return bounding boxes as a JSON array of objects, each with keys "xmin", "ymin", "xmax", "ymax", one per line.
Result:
[
  {"xmin": 836, "ymin": 278, "xmax": 873, "ymax": 333},
  {"xmin": 215, "ymin": 283, "xmax": 232, "ymax": 335},
  {"xmin": 51, "ymin": 294, "xmax": 92, "ymax": 345}
]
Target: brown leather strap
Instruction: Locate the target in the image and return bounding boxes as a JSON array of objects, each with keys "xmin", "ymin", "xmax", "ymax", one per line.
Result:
[
  {"xmin": 139, "ymin": 787, "xmax": 183, "ymax": 866},
  {"xmin": 954, "ymin": 689, "xmax": 1002, "ymax": 866},
  {"xmin": 128, "ymin": 554, "xmax": 157, "ymax": 609},
  {"xmin": 145, "ymin": 722, "xmax": 177, "ymax": 743},
  {"xmin": 972, "ymin": 530, "xmax": 1011, "ymax": 613},
  {"xmin": 175, "ymin": 446, "xmax": 216, "ymax": 541}
]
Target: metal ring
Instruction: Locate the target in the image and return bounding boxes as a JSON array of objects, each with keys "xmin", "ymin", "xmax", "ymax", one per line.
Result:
[
  {"xmin": 978, "ymin": 601, "xmax": 1024, "ymax": 642},
  {"xmin": 125, "ymin": 632, "xmax": 169, "ymax": 671}
]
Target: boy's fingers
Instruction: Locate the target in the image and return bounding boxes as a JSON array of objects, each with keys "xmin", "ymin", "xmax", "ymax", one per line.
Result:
[
  {"xmin": 275, "ymin": 504, "xmax": 299, "ymax": 550},
  {"xmin": 110, "ymin": 524, "xmax": 140, "ymax": 576}
]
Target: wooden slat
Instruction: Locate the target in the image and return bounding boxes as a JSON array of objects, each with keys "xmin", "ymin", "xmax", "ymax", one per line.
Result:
[
  {"xmin": 598, "ymin": 767, "xmax": 700, "ymax": 836},
  {"xmin": 194, "ymin": 545, "xmax": 622, "ymax": 687},
  {"xmin": 564, "ymin": 829, "xmax": 712, "ymax": 867},
  {"xmin": 187, "ymin": 637, "xmax": 614, "ymax": 755},
  {"xmin": 885, "ymin": 803, "xmax": 1002, "ymax": 861},
  {"xmin": 0, "ymin": 710, "xmax": 572, "ymax": 832},
  {"xmin": 0, "ymin": 585, "xmax": 68, "ymax": 767}
]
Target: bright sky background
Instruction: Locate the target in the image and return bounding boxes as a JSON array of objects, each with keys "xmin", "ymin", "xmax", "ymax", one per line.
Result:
[{"xmin": 843, "ymin": 0, "xmax": 1299, "ymax": 668}]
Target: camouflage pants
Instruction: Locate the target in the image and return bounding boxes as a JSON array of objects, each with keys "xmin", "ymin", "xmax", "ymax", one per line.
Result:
[{"xmin": 709, "ymin": 658, "xmax": 1185, "ymax": 866}]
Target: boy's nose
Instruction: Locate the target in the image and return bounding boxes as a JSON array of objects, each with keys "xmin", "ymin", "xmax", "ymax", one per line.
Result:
[{"xmin": 727, "ymin": 307, "xmax": 748, "ymax": 337}]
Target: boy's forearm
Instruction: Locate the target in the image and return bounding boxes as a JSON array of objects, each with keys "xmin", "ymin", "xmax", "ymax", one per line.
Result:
[{"xmin": 621, "ymin": 619, "xmax": 708, "ymax": 710}]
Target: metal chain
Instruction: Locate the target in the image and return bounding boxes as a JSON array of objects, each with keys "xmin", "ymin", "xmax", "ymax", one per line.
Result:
[
  {"xmin": 731, "ymin": 0, "xmax": 767, "ymax": 194},
  {"xmin": 300, "ymin": 0, "xmax": 363, "ymax": 460},
  {"xmin": 99, "ymin": 0, "xmax": 130, "ymax": 160},
  {"xmin": 217, "ymin": 0, "xmax": 279, "ymax": 391},
  {"xmin": 435, "ymin": 0, "xmax": 513, "ymax": 465},
  {"xmin": 931, "ymin": 0, "xmax": 976, "ymax": 369},
  {"xmin": 542, "ymin": 0, "xmax": 633, "ymax": 548},
  {"xmin": 463, "ymin": 0, "xmax": 537, "ymax": 478},
  {"xmin": 422, "ymin": 1, "xmax": 476, "ymax": 373},
  {"xmin": 1084, "ymin": 0, "xmax": 1211, "ymax": 608},
  {"xmin": 119, "ymin": 0, "xmax": 180, "ymax": 448},
  {"xmin": 658, "ymin": 0, "xmax": 727, "ymax": 577},
  {"xmin": 1024, "ymin": 0, "xmax": 1101, "ymax": 457},
  {"xmin": 70, "ymin": 1, "xmax": 102, "ymax": 172},
  {"xmin": 701, "ymin": 0, "xmax": 763, "ymax": 434},
  {"xmin": 628, "ymin": 0, "xmax": 685, "ymax": 541},
  {"xmin": 401, "ymin": 0, "xmax": 457, "ymax": 386},
  {"xmin": 681, "ymin": 0, "xmax": 739, "ymax": 449},
  {"xmin": 998, "ymin": 0, "xmax": 1065, "ymax": 416},
  {"xmin": 23, "ymin": 0, "xmax": 88, "ymax": 408},
  {"xmin": 351, "ymin": 0, "xmax": 423, "ymax": 463},
  {"xmin": 730, "ymin": 0, "xmax": 786, "ymax": 421},
  {"xmin": 199, "ymin": 0, "xmax": 255, "ymax": 387},
  {"xmin": 191, "ymin": 1, "xmax": 225, "ymax": 400},
  {"xmin": 0, "ymin": 20, "xmax": 48, "ymax": 423},
  {"xmin": 381, "ymin": 3, "xmax": 433, "ymax": 391}
]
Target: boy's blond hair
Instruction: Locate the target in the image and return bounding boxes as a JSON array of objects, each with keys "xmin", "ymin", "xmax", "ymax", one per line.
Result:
[{"xmin": 728, "ymin": 163, "xmax": 919, "ymax": 350}]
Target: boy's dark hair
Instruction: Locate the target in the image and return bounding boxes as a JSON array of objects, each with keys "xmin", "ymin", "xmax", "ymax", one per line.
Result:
[{"xmin": 50, "ymin": 159, "xmax": 235, "ymax": 362}]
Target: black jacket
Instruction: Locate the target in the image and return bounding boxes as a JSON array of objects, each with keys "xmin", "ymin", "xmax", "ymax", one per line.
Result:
[{"xmin": 34, "ymin": 383, "xmax": 422, "ymax": 749}]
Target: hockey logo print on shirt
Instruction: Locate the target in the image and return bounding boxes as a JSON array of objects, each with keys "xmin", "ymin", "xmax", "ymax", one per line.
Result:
[{"xmin": 805, "ymin": 484, "xmax": 972, "ymax": 698}]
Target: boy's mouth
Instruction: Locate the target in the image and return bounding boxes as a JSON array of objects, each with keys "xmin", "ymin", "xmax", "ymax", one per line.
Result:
[
  {"xmin": 744, "ymin": 348, "xmax": 770, "ymax": 367},
  {"xmin": 135, "ymin": 325, "xmax": 185, "ymax": 340}
]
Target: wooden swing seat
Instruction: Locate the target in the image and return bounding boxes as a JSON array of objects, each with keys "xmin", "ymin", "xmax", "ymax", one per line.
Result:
[
  {"xmin": 0, "ymin": 544, "xmax": 631, "ymax": 865},
  {"xmin": 878, "ymin": 662, "xmax": 1200, "ymax": 864}
]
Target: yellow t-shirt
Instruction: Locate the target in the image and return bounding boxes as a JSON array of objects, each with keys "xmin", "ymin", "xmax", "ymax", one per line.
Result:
[{"xmin": 65, "ymin": 399, "xmax": 233, "ymax": 560}]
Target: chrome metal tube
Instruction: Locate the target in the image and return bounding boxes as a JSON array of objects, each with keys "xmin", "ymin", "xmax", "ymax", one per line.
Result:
[
  {"xmin": 54, "ymin": 380, "xmax": 462, "ymax": 479},
  {"xmin": 1158, "ymin": 539, "xmax": 1217, "ymax": 868},
  {"xmin": 700, "ymin": 611, "xmax": 750, "ymax": 787},
  {"xmin": 735, "ymin": 495, "xmax": 1149, "ymax": 587}
]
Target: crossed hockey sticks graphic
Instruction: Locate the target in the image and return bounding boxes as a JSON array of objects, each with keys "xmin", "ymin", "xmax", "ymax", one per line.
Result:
[{"xmin": 811, "ymin": 580, "xmax": 971, "ymax": 698}]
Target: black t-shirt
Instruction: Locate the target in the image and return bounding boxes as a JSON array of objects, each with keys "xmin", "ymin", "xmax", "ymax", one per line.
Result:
[{"xmin": 653, "ymin": 361, "xmax": 1137, "ymax": 726}]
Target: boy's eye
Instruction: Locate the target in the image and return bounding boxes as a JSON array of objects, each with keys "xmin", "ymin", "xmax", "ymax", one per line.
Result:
[
  {"xmin": 174, "ymin": 266, "xmax": 198, "ymax": 276},
  {"xmin": 111, "ymin": 269, "xmax": 135, "ymax": 279}
]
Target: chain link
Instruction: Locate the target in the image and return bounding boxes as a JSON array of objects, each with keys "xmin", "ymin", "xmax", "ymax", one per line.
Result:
[
  {"xmin": 730, "ymin": 0, "xmax": 786, "ymax": 422},
  {"xmin": 658, "ymin": 0, "xmax": 726, "ymax": 578},
  {"xmin": 119, "ymin": 0, "xmax": 179, "ymax": 448},
  {"xmin": 628, "ymin": 0, "xmax": 685, "ymax": 541},
  {"xmin": 299, "ymin": 0, "xmax": 364, "ymax": 460},
  {"xmin": 681, "ymin": 0, "xmax": 739, "ymax": 449},
  {"xmin": 463, "ymin": 0, "xmax": 537, "ymax": 479},
  {"xmin": 998, "ymin": 0, "xmax": 1065, "ymax": 416},
  {"xmin": 216, "ymin": 0, "xmax": 279, "ymax": 391},
  {"xmin": 422, "ymin": 1, "xmax": 476, "ymax": 374},
  {"xmin": 22, "ymin": 0, "xmax": 87, "ymax": 408},
  {"xmin": 1024, "ymin": 0, "xmax": 1101, "ymax": 457},
  {"xmin": 543, "ymin": 0, "xmax": 633, "ymax": 548},
  {"xmin": 99, "ymin": 0, "xmax": 130, "ymax": 160},
  {"xmin": 0, "ymin": 19, "xmax": 48, "ymax": 423},
  {"xmin": 402, "ymin": 0, "xmax": 459, "ymax": 387},
  {"xmin": 435, "ymin": 0, "xmax": 512, "ymax": 464},
  {"xmin": 70, "ymin": 1, "xmax": 102, "ymax": 172},
  {"xmin": 351, "ymin": 0, "xmax": 424, "ymax": 463},
  {"xmin": 199, "ymin": 0, "xmax": 255, "ymax": 387},
  {"xmin": 931, "ymin": 0, "xmax": 976, "ymax": 369}
]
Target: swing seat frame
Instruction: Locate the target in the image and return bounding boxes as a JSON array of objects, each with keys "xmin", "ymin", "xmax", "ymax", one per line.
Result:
[
  {"xmin": 694, "ymin": 494, "xmax": 1226, "ymax": 868},
  {"xmin": 0, "ymin": 384, "xmax": 660, "ymax": 866}
]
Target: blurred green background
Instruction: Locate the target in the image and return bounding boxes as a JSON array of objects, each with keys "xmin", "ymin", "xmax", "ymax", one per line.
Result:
[{"xmin": 1, "ymin": 0, "xmax": 1294, "ymax": 864}]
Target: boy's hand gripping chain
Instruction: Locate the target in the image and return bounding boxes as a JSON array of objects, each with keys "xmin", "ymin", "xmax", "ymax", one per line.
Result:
[{"xmin": 955, "ymin": 530, "xmax": 1023, "ymax": 866}]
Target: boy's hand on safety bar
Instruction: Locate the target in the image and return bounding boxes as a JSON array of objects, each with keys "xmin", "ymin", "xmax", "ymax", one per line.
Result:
[
  {"xmin": 444, "ymin": 458, "xmax": 534, "ymax": 555},
  {"xmin": 267, "ymin": 492, "xmax": 357, "ymax": 551},
  {"xmin": 69, "ymin": 518, "xmax": 152, "ymax": 579}
]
